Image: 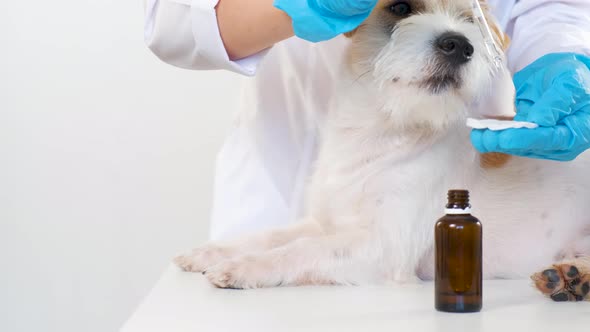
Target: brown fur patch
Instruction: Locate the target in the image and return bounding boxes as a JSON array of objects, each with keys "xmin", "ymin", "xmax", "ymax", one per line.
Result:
[
  {"xmin": 479, "ymin": 115, "xmax": 514, "ymax": 169},
  {"xmin": 344, "ymin": 27, "xmax": 360, "ymax": 38},
  {"xmin": 480, "ymin": 153, "xmax": 512, "ymax": 169}
]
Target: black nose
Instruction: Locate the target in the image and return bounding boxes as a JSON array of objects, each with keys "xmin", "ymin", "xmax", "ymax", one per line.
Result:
[{"xmin": 436, "ymin": 32, "xmax": 474, "ymax": 65}]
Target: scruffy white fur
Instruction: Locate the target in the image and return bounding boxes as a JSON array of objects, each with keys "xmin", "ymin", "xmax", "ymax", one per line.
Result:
[{"xmin": 176, "ymin": 0, "xmax": 590, "ymax": 291}]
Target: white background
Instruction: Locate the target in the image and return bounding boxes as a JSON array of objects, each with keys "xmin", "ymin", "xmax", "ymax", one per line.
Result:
[{"xmin": 0, "ymin": 1, "xmax": 242, "ymax": 331}]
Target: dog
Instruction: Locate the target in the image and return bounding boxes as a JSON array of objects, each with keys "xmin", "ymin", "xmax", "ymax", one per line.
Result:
[{"xmin": 176, "ymin": 0, "xmax": 590, "ymax": 301}]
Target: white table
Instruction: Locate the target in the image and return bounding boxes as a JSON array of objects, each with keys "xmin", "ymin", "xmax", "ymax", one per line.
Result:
[{"xmin": 122, "ymin": 265, "xmax": 590, "ymax": 332}]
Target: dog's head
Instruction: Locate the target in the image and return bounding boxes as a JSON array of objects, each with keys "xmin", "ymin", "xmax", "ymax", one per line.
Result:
[{"xmin": 345, "ymin": 0, "xmax": 514, "ymax": 131}]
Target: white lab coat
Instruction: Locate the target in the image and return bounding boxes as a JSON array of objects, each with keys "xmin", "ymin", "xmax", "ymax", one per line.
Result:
[{"xmin": 144, "ymin": 0, "xmax": 590, "ymax": 240}]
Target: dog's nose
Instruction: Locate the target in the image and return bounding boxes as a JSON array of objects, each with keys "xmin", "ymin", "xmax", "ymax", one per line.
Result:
[{"xmin": 436, "ymin": 32, "xmax": 474, "ymax": 65}]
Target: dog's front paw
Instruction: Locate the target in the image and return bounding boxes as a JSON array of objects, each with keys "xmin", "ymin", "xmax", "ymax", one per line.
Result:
[
  {"xmin": 532, "ymin": 260, "xmax": 590, "ymax": 302},
  {"xmin": 204, "ymin": 255, "xmax": 281, "ymax": 289},
  {"xmin": 173, "ymin": 245, "xmax": 234, "ymax": 273}
]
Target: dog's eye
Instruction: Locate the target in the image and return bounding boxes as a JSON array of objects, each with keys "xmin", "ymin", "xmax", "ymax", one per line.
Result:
[{"xmin": 389, "ymin": 2, "xmax": 412, "ymax": 17}]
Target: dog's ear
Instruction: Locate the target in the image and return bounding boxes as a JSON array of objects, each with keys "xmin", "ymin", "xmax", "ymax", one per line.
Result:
[{"xmin": 479, "ymin": 0, "xmax": 510, "ymax": 50}]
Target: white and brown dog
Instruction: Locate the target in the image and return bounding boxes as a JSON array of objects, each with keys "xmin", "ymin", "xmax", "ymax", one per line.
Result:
[{"xmin": 176, "ymin": 0, "xmax": 590, "ymax": 301}]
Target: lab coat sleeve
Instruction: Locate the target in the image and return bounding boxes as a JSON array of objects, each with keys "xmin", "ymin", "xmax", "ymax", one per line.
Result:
[
  {"xmin": 506, "ymin": 0, "xmax": 590, "ymax": 72},
  {"xmin": 144, "ymin": 0, "xmax": 268, "ymax": 76}
]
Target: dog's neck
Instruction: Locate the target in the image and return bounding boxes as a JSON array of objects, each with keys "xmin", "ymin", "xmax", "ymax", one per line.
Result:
[
  {"xmin": 332, "ymin": 84, "xmax": 471, "ymax": 142},
  {"xmin": 323, "ymin": 104, "xmax": 473, "ymax": 166}
]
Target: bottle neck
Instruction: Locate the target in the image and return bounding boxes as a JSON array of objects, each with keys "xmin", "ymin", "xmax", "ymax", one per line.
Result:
[{"xmin": 446, "ymin": 190, "xmax": 471, "ymax": 215}]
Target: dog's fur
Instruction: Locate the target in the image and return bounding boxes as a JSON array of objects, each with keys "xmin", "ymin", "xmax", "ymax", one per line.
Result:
[{"xmin": 176, "ymin": 0, "xmax": 590, "ymax": 300}]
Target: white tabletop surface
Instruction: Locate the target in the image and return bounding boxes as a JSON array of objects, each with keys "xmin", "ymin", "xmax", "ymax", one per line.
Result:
[{"xmin": 121, "ymin": 265, "xmax": 590, "ymax": 332}]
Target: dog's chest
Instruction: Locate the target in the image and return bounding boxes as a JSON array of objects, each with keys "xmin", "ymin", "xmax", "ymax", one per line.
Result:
[
  {"xmin": 319, "ymin": 130, "xmax": 474, "ymax": 232},
  {"xmin": 361, "ymin": 132, "xmax": 474, "ymax": 207}
]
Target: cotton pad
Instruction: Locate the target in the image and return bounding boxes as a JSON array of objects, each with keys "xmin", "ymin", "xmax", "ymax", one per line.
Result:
[{"xmin": 466, "ymin": 118, "xmax": 539, "ymax": 131}]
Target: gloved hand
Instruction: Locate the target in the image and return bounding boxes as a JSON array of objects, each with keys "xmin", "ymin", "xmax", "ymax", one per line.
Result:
[
  {"xmin": 274, "ymin": 0, "xmax": 378, "ymax": 42},
  {"xmin": 471, "ymin": 53, "xmax": 590, "ymax": 161}
]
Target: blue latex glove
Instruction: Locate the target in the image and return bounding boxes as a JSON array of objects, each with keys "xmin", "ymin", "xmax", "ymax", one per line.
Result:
[
  {"xmin": 471, "ymin": 53, "xmax": 590, "ymax": 161},
  {"xmin": 274, "ymin": 0, "xmax": 377, "ymax": 42}
]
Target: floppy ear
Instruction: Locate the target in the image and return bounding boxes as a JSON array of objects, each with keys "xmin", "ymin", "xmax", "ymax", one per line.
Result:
[{"xmin": 479, "ymin": 0, "xmax": 510, "ymax": 51}]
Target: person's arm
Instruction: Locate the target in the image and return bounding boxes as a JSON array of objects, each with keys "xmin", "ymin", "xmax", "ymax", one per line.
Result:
[
  {"xmin": 144, "ymin": 0, "xmax": 271, "ymax": 76},
  {"xmin": 471, "ymin": 0, "xmax": 590, "ymax": 161},
  {"xmin": 216, "ymin": 0, "xmax": 293, "ymax": 60},
  {"xmin": 144, "ymin": 0, "xmax": 377, "ymax": 75},
  {"xmin": 218, "ymin": 0, "xmax": 382, "ymax": 59},
  {"xmin": 506, "ymin": 0, "xmax": 590, "ymax": 72}
]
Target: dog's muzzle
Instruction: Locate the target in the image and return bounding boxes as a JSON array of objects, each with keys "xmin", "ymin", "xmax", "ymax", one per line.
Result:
[{"xmin": 421, "ymin": 32, "xmax": 474, "ymax": 94}]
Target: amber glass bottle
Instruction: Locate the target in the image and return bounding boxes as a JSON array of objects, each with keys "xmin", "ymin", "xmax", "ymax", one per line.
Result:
[{"xmin": 435, "ymin": 190, "xmax": 482, "ymax": 313}]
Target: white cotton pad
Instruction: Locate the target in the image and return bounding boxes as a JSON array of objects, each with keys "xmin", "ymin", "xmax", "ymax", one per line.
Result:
[{"xmin": 466, "ymin": 118, "xmax": 539, "ymax": 131}]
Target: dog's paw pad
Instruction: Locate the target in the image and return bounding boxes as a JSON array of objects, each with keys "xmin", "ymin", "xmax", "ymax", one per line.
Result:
[
  {"xmin": 532, "ymin": 263, "xmax": 590, "ymax": 302},
  {"xmin": 561, "ymin": 265, "xmax": 579, "ymax": 280}
]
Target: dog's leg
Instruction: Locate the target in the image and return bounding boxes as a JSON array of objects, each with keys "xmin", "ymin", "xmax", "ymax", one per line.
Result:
[
  {"xmin": 531, "ymin": 255, "xmax": 590, "ymax": 301},
  {"xmin": 203, "ymin": 227, "xmax": 376, "ymax": 289},
  {"xmin": 174, "ymin": 219, "xmax": 323, "ymax": 273}
]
